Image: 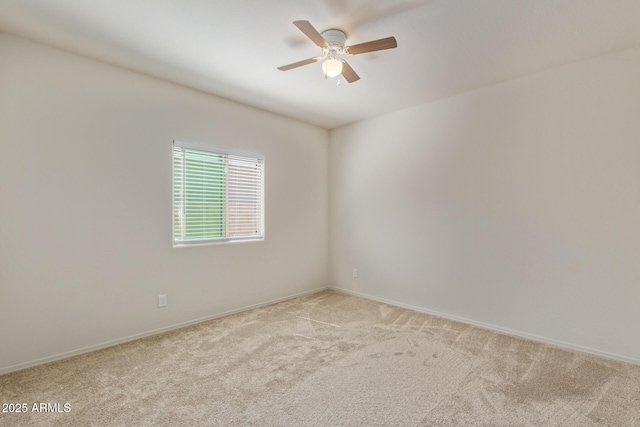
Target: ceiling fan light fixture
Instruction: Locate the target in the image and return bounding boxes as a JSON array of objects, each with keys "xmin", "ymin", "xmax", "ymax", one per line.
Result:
[{"xmin": 322, "ymin": 58, "xmax": 342, "ymax": 78}]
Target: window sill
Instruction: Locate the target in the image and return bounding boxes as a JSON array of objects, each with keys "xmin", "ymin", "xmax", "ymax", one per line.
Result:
[{"xmin": 173, "ymin": 237, "xmax": 264, "ymax": 248}]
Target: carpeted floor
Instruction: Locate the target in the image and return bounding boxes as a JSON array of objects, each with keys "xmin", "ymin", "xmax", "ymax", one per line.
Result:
[{"xmin": 1, "ymin": 290, "xmax": 639, "ymax": 426}]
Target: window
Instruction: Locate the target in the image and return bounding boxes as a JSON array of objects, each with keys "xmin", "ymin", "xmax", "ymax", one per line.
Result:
[{"xmin": 173, "ymin": 141, "xmax": 264, "ymax": 245}]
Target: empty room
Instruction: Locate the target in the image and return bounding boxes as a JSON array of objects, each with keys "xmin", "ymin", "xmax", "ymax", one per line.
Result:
[{"xmin": 1, "ymin": 0, "xmax": 639, "ymax": 425}]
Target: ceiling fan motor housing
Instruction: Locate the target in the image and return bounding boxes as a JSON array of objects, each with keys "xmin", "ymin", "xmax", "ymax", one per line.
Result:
[{"xmin": 321, "ymin": 29, "xmax": 347, "ymax": 54}]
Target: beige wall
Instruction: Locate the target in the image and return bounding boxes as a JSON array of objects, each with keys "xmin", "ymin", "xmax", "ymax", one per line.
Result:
[
  {"xmin": 329, "ymin": 47, "xmax": 640, "ymax": 363},
  {"xmin": 0, "ymin": 33, "xmax": 329, "ymax": 373}
]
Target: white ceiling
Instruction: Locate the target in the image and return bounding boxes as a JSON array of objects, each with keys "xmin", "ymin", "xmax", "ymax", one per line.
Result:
[{"xmin": 1, "ymin": 0, "xmax": 639, "ymax": 129}]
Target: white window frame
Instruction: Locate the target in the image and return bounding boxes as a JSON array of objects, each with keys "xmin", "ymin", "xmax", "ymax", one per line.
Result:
[{"xmin": 172, "ymin": 140, "xmax": 264, "ymax": 247}]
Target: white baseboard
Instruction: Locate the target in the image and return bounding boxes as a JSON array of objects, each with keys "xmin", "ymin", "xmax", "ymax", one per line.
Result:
[
  {"xmin": 329, "ymin": 286, "xmax": 640, "ymax": 366},
  {"xmin": 6, "ymin": 285, "xmax": 636, "ymax": 375},
  {"xmin": 0, "ymin": 286, "xmax": 330, "ymax": 376}
]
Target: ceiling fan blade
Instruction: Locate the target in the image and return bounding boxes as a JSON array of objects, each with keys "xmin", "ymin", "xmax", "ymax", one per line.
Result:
[
  {"xmin": 340, "ymin": 60, "xmax": 360, "ymax": 83},
  {"xmin": 346, "ymin": 36, "xmax": 397, "ymax": 55},
  {"xmin": 277, "ymin": 57, "xmax": 322, "ymax": 71},
  {"xmin": 293, "ymin": 20, "xmax": 329, "ymax": 48}
]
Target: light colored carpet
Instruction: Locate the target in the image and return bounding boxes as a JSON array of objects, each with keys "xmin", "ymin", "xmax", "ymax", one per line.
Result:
[{"xmin": 1, "ymin": 290, "xmax": 639, "ymax": 426}]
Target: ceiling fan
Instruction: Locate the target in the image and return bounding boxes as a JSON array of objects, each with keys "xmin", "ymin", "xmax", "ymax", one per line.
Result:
[{"xmin": 278, "ymin": 20, "xmax": 397, "ymax": 83}]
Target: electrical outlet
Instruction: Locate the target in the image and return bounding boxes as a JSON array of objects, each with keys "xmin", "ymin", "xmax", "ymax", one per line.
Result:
[
  {"xmin": 158, "ymin": 294, "xmax": 167, "ymax": 307},
  {"xmin": 353, "ymin": 268, "xmax": 358, "ymax": 278}
]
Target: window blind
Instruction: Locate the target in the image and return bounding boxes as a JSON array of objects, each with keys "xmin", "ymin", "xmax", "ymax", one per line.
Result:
[{"xmin": 173, "ymin": 143, "xmax": 264, "ymax": 245}]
